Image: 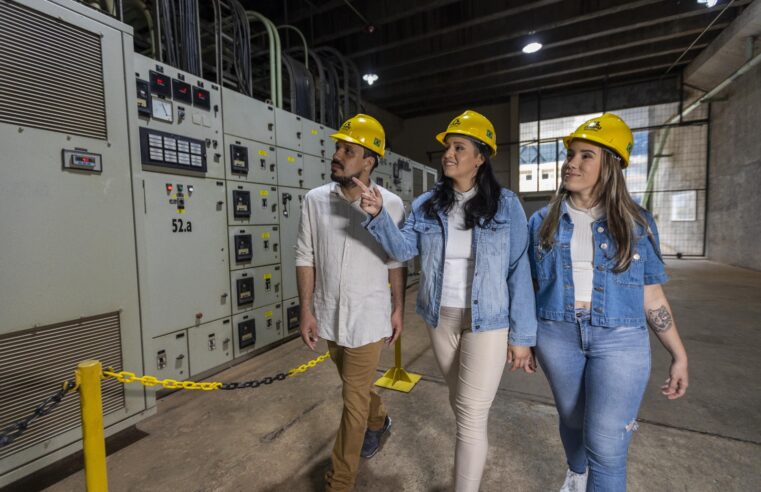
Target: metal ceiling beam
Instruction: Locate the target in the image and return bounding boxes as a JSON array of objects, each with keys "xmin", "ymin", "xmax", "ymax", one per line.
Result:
[
  {"xmin": 370, "ymin": 0, "xmax": 749, "ymax": 74},
  {"xmin": 383, "ymin": 48, "xmax": 701, "ymax": 111},
  {"xmin": 368, "ymin": 8, "xmax": 735, "ymax": 89},
  {"xmin": 393, "ymin": 63, "xmax": 688, "ymax": 118},
  {"xmin": 370, "ymin": 24, "xmax": 725, "ymax": 102},
  {"xmin": 311, "ymin": 0, "xmax": 462, "ymax": 45},
  {"xmin": 286, "ymin": 0, "xmax": 346, "ymax": 24},
  {"xmin": 347, "ymin": 0, "xmax": 565, "ymax": 58}
]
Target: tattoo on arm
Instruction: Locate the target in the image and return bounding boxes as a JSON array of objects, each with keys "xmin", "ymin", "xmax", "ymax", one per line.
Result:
[{"xmin": 647, "ymin": 305, "xmax": 673, "ymax": 333}]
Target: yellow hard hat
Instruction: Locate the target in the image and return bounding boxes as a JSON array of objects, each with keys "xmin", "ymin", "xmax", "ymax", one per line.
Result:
[
  {"xmin": 330, "ymin": 114, "xmax": 385, "ymax": 157},
  {"xmin": 562, "ymin": 113, "xmax": 634, "ymax": 167},
  {"xmin": 436, "ymin": 110, "xmax": 497, "ymax": 156}
]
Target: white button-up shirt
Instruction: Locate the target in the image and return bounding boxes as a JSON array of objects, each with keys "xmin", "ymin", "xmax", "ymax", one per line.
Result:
[{"xmin": 295, "ymin": 181, "xmax": 405, "ymax": 348}]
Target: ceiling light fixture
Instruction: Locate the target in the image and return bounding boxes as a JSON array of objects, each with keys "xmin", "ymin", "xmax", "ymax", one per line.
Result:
[
  {"xmin": 362, "ymin": 73, "xmax": 379, "ymax": 86},
  {"xmin": 522, "ymin": 42, "xmax": 543, "ymax": 54},
  {"xmin": 697, "ymin": 0, "xmax": 718, "ymax": 7}
]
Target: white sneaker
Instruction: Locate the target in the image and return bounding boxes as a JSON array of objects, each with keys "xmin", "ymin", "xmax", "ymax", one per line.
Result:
[{"xmin": 559, "ymin": 468, "xmax": 588, "ymax": 492}]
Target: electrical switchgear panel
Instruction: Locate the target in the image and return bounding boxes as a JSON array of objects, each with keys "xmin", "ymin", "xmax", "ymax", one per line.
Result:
[
  {"xmin": 238, "ymin": 319, "xmax": 256, "ymax": 349},
  {"xmin": 232, "ymin": 189, "xmax": 251, "ymax": 219},
  {"xmin": 140, "ymin": 127, "xmax": 207, "ymax": 172},
  {"xmin": 230, "ymin": 144, "xmax": 248, "ymax": 174}
]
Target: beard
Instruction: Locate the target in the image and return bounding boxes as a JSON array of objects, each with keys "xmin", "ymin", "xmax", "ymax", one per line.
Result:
[{"xmin": 330, "ymin": 168, "xmax": 363, "ymax": 187}]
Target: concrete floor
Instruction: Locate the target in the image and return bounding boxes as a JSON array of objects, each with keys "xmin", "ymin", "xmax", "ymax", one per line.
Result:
[{"xmin": 5, "ymin": 260, "xmax": 761, "ymax": 492}]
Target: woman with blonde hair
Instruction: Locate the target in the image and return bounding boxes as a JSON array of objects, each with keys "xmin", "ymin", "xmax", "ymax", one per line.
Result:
[{"xmin": 528, "ymin": 113, "xmax": 689, "ymax": 491}]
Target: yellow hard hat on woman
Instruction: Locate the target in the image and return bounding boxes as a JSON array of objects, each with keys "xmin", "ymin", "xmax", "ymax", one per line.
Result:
[
  {"xmin": 436, "ymin": 110, "xmax": 497, "ymax": 156},
  {"xmin": 330, "ymin": 114, "xmax": 386, "ymax": 157},
  {"xmin": 563, "ymin": 113, "xmax": 634, "ymax": 167}
]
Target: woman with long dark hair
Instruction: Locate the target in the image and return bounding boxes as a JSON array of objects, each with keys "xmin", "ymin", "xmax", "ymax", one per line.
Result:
[
  {"xmin": 353, "ymin": 110, "xmax": 537, "ymax": 491},
  {"xmin": 528, "ymin": 113, "xmax": 689, "ymax": 492}
]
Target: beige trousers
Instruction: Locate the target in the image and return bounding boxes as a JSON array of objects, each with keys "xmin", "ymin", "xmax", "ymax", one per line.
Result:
[{"xmin": 427, "ymin": 306, "xmax": 508, "ymax": 492}]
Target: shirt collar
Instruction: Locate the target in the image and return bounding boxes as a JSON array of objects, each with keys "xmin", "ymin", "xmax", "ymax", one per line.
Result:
[
  {"xmin": 561, "ymin": 197, "xmax": 604, "ymax": 221},
  {"xmin": 330, "ymin": 180, "xmax": 378, "ymax": 203}
]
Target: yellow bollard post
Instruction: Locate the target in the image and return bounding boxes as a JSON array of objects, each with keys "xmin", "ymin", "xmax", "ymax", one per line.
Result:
[
  {"xmin": 77, "ymin": 360, "xmax": 108, "ymax": 492},
  {"xmin": 374, "ymin": 337, "xmax": 421, "ymax": 393}
]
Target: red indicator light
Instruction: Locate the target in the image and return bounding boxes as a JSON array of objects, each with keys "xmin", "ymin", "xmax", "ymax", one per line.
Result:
[
  {"xmin": 180, "ymin": 87, "xmax": 188, "ymax": 94},
  {"xmin": 166, "ymin": 183, "xmax": 173, "ymax": 192}
]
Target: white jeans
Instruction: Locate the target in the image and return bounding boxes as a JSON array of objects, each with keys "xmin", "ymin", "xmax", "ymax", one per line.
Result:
[{"xmin": 427, "ymin": 306, "xmax": 508, "ymax": 492}]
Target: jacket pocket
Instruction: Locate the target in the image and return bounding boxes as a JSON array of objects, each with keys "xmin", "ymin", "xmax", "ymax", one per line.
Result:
[
  {"xmin": 479, "ymin": 220, "xmax": 510, "ymax": 257},
  {"xmin": 533, "ymin": 245, "xmax": 557, "ymax": 281},
  {"xmin": 612, "ymin": 249, "xmax": 645, "ymax": 287}
]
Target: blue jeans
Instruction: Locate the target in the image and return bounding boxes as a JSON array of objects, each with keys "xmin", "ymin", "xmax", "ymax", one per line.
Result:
[{"xmin": 535, "ymin": 310, "xmax": 651, "ymax": 492}]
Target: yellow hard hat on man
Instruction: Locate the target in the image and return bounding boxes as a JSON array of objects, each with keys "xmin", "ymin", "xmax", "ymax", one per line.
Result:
[
  {"xmin": 436, "ymin": 110, "xmax": 497, "ymax": 156},
  {"xmin": 563, "ymin": 113, "xmax": 634, "ymax": 167},
  {"xmin": 331, "ymin": 114, "xmax": 386, "ymax": 157}
]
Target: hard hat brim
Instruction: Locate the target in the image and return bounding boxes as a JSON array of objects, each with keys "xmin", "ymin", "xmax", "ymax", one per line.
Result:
[
  {"xmin": 436, "ymin": 131, "xmax": 497, "ymax": 156},
  {"xmin": 562, "ymin": 135, "xmax": 629, "ymax": 168},
  {"xmin": 330, "ymin": 132, "xmax": 385, "ymax": 157}
]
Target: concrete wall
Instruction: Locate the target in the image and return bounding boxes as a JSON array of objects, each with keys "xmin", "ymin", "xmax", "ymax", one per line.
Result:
[{"xmin": 706, "ymin": 61, "xmax": 761, "ymax": 271}]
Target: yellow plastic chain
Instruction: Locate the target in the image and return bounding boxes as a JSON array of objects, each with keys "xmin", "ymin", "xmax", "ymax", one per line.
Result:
[
  {"xmin": 287, "ymin": 351, "xmax": 331, "ymax": 377},
  {"xmin": 102, "ymin": 351, "xmax": 331, "ymax": 391}
]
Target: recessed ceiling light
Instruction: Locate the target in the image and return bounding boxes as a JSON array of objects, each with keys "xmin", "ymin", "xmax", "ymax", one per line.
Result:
[
  {"xmin": 697, "ymin": 0, "xmax": 718, "ymax": 7},
  {"xmin": 522, "ymin": 42, "xmax": 543, "ymax": 54},
  {"xmin": 362, "ymin": 73, "xmax": 379, "ymax": 86}
]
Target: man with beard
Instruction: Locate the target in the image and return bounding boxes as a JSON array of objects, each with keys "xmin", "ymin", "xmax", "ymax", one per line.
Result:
[{"xmin": 294, "ymin": 114, "xmax": 406, "ymax": 491}]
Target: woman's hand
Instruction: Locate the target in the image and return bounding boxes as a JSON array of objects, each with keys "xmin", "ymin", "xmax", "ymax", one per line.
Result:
[
  {"xmin": 661, "ymin": 357, "xmax": 688, "ymax": 399},
  {"xmin": 352, "ymin": 177, "xmax": 384, "ymax": 217},
  {"xmin": 507, "ymin": 345, "xmax": 536, "ymax": 374}
]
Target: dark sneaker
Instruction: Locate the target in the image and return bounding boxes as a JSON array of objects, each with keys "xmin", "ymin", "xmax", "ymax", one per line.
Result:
[{"xmin": 360, "ymin": 416, "xmax": 392, "ymax": 459}]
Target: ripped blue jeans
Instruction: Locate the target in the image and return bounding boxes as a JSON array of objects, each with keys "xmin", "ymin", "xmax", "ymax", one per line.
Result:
[{"xmin": 535, "ymin": 309, "xmax": 651, "ymax": 492}]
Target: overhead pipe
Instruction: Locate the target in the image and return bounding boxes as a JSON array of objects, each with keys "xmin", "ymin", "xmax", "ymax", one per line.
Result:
[
  {"xmin": 278, "ymin": 25, "xmax": 309, "ymax": 70},
  {"xmin": 245, "ymin": 11, "xmax": 283, "ymax": 107}
]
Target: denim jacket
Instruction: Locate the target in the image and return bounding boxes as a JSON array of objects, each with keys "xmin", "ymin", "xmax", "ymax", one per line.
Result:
[
  {"xmin": 363, "ymin": 188, "xmax": 537, "ymax": 346},
  {"xmin": 528, "ymin": 201, "xmax": 668, "ymax": 328}
]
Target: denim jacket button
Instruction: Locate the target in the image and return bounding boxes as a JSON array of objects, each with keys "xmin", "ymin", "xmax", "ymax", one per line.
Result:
[
  {"xmin": 594, "ymin": 286, "xmax": 604, "ymax": 292},
  {"xmin": 596, "ymin": 265, "xmax": 605, "ymax": 271},
  {"xmin": 566, "ymin": 304, "xmax": 573, "ymax": 309},
  {"xmin": 473, "ymin": 300, "xmax": 478, "ymax": 305},
  {"xmin": 633, "ymin": 253, "xmax": 641, "ymax": 260},
  {"xmin": 600, "ymin": 243, "xmax": 608, "ymax": 250},
  {"xmin": 594, "ymin": 307, "xmax": 603, "ymax": 313},
  {"xmin": 597, "ymin": 226, "xmax": 605, "ymax": 233}
]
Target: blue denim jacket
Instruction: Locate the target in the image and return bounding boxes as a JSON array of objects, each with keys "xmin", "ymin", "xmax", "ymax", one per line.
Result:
[
  {"xmin": 363, "ymin": 188, "xmax": 537, "ymax": 346},
  {"xmin": 527, "ymin": 201, "xmax": 668, "ymax": 328}
]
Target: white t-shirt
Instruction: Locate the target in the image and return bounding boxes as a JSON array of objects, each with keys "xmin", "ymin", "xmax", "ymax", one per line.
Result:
[
  {"xmin": 441, "ymin": 187, "xmax": 477, "ymax": 308},
  {"xmin": 566, "ymin": 198, "xmax": 604, "ymax": 303}
]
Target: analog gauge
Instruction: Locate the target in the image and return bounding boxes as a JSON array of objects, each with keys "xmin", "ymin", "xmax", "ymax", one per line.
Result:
[{"xmin": 151, "ymin": 97, "xmax": 173, "ymax": 122}]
